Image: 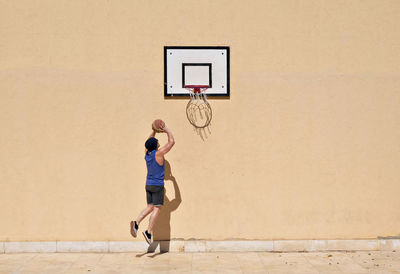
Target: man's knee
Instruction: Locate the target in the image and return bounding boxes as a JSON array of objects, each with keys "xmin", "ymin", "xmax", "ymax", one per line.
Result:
[
  {"xmin": 153, "ymin": 206, "xmax": 161, "ymax": 213},
  {"xmin": 147, "ymin": 204, "xmax": 154, "ymax": 210}
]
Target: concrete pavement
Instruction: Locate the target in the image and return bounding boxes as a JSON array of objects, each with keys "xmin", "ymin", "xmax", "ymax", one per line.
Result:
[{"xmin": 0, "ymin": 250, "xmax": 399, "ymax": 273}]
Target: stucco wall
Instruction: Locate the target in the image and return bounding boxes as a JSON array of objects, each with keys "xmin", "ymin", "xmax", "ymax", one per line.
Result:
[{"xmin": 1, "ymin": 0, "xmax": 399, "ymax": 241}]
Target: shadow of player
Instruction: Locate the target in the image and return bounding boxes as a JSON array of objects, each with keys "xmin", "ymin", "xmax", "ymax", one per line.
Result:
[{"xmin": 139, "ymin": 160, "xmax": 182, "ymax": 257}]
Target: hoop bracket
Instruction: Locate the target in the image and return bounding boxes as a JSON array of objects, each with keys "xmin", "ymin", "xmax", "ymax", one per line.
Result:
[{"xmin": 184, "ymin": 85, "xmax": 210, "ymax": 93}]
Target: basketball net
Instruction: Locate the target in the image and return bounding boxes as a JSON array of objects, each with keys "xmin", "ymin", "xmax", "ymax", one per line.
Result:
[{"xmin": 185, "ymin": 85, "xmax": 212, "ymax": 139}]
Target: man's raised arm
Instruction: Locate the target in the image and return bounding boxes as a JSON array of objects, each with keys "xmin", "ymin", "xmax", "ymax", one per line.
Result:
[{"xmin": 158, "ymin": 127, "xmax": 175, "ymax": 156}]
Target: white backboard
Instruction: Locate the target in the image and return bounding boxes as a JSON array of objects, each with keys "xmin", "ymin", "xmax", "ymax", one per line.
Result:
[{"xmin": 164, "ymin": 46, "xmax": 230, "ymax": 97}]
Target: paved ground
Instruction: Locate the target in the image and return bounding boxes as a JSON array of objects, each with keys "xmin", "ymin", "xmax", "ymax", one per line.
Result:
[{"xmin": 0, "ymin": 250, "xmax": 399, "ymax": 273}]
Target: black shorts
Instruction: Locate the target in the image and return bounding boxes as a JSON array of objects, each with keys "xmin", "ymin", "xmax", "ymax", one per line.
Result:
[{"xmin": 146, "ymin": 185, "xmax": 164, "ymax": 206}]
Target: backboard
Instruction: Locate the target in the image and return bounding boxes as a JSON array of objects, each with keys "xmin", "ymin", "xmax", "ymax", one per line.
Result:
[{"xmin": 164, "ymin": 46, "xmax": 230, "ymax": 97}]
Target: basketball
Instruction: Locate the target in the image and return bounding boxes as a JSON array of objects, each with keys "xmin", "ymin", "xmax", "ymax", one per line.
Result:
[{"xmin": 152, "ymin": 119, "xmax": 165, "ymax": 132}]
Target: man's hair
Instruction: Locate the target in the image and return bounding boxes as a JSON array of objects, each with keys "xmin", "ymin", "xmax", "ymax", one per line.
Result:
[{"xmin": 145, "ymin": 137, "xmax": 158, "ymax": 154}]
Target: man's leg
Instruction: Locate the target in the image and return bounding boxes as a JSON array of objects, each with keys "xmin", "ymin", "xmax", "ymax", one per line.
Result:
[
  {"xmin": 131, "ymin": 204, "xmax": 154, "ymax": 238},
  {"xmin": 142, "ymin": 186, "xmax": 163, "ymax": 244},
  {"xmin": 136, "ymin": 204, "xmax": 154, "ymax": 225},
  {"xmin": 136, "ymin": 186, "xmax": 155, "ymax": 225},
  {"xmin": 147, "ymin": 206, "xmax": 161, "ymax": 234}
]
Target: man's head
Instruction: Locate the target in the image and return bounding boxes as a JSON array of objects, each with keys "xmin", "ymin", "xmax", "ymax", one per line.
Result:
[{"xmin": 145, "ymin": 137, "xmax": 159, "ymax": 153}]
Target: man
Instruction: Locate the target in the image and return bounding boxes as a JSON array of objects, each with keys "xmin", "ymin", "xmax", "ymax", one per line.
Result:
[{"xmin": 130, "ymin": 124, "xmax": 175, "ymax": 244}]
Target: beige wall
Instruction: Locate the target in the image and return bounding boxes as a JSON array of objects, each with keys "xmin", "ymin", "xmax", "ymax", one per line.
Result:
[{"xmin": 1, "ymin": 0, "xmax": 400, "ymax": 241}]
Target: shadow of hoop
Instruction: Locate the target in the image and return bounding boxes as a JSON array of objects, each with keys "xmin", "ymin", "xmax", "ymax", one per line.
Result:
[{"xmin": 186, "ymin": 99, "xmax": 212, "ymax": 140}]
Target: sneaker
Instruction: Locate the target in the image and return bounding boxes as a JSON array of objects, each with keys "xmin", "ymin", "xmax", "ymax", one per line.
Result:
[
  {"xmin": 142, "ymin": 230, "xmax": 152, "ymax": 244},
  {"xmin": 130, "ymin": 221, "xmax": 138, "ymax": 238}
]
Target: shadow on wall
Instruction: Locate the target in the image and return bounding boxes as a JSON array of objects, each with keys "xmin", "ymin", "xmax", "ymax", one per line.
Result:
[{"xmin": 147, "ymin": 160, "xmax": 181, "ymax": 254}]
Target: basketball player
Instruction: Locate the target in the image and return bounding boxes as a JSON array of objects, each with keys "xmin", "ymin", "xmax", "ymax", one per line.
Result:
[{"xmin": 130, "ymin": 124, "xmax": 175, "ymax": 244}]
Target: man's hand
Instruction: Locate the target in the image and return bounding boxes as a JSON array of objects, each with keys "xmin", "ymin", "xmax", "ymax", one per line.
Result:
[
  {"xmin": 158, "ymin": 123, "xmax": 167, "ymax": 133},
  {"xmin": 162, "ymin": 126, "xmax": 169, "ymax": 133}
]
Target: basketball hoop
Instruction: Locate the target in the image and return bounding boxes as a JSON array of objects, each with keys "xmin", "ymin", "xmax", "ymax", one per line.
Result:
[{"xmin": 184, "ymin": 85, "xmax": 212, "ymax": 130}]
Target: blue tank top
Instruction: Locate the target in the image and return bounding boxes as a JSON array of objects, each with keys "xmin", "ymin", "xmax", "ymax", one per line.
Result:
[{"xmin": 145, "ymin": 150, "xmax": 165, "ymax": 186}]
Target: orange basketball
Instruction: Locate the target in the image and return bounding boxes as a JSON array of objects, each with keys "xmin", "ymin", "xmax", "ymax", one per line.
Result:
[{"xmin": 152, "ymin": 119, "xmax": 165, "ymax": 132}]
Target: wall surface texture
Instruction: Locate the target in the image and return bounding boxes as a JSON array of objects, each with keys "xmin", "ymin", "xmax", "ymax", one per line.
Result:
[{"xmin": 1, "ymin": 0, "xmax": 399, "ymax": 241}]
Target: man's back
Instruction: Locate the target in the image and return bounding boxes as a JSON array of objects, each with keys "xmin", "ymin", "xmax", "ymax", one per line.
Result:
[{"xmin": 145, "ymin": 150, "xmax": 165, "ymax": 186}]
